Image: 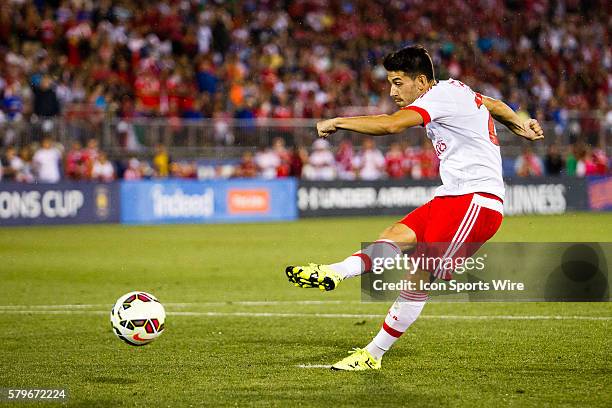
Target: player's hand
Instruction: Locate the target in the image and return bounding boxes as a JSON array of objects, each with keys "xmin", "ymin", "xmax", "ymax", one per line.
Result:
[
  {"xmin": 316, "ymin": 118, "xmax": 338, "ymax": 138},
  {"xmin": 522, "ymin": 119, "xmax": 544, "ymax": 141}
]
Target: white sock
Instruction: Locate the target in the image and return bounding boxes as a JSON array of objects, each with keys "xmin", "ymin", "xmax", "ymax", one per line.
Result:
[
  {"xmin": 365, "ymin": 293, "xmax": 427, "ymax": 359},
  {"xmin": 365, "ymin": 341, "xmax": 386, "ymax": 360},
  {"xmin": 329, "ymin": 239, "xmax": 402, "ymax": 279}
]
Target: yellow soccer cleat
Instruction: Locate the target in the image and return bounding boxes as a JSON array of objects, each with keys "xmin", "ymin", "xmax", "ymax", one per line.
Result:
[
  {"xmin": 285, "ymin": 263, "xmax": 342, "ymax": 291},
  {"xmin": 331, "ymin": 348, "xmax": 381, "ymax": 371}
]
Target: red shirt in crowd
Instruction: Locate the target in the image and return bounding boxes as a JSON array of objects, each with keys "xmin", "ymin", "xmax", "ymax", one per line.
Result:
[{"xmin": 385, "ymin": 151, "xmax": 405, "ymax": 179}]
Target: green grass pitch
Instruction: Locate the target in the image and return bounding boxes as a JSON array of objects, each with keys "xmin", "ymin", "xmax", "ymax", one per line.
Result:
[{"xmin": 1, "ymin": 213, "xmax": 611, "ymax": 407}]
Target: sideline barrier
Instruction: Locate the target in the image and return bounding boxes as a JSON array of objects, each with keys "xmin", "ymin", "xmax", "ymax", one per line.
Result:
[
  {"xmin": 120, "ymin": 178, "xmax": 297, "ymax": 225},
  {"xmin": 0, "ymin": 182, "xmax": 120, "ymax": 226},
  {"xmin": 1, "ymin": 176, "xmax": 607, "ymax": 226},
  {"xmin": 504, "ymin": 177, "xmax": 589, "ymax": 215},
  {"xmin": 297, "ymin": 177, "xmax": 594, "ymax": 218}
]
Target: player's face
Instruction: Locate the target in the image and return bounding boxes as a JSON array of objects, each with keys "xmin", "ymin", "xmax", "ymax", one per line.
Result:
[{"xmin": 387, "ymin": 71, "xmax": 421, "ymax": 107}]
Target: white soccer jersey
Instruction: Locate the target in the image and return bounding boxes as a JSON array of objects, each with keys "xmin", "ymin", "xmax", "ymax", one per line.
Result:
[{"xmin": 402, "ymin": 78, "xmax": 505, "ymax": 200}]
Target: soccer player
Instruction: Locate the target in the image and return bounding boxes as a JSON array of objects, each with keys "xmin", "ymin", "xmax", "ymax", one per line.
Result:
[{"xmin": 285, "ymin": 46, "xmax": 543, "ymax": 371}]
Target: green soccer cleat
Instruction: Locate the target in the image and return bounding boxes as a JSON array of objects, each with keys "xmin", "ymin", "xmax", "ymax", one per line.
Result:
[
  {"xmin": 331, "ymin": 348, "xmax": 381, "ymax": 371},
  {"xmin": 285, "ymin": 263, "xmax": 342, "ymax": 291}
]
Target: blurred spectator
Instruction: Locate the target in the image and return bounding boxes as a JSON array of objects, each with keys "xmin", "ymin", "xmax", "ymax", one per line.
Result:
[
  {"xmin": 544, "ymin": 144, "xmax": 565, "ymax": 176},
  {"xmin": 575, "ymin": 146, "xmax": 608, "ymax": 177},
  {"xmin": 82, "ymin": 138, "xmax": 100, "ymax": 179},
  {"xmin": 335, "ymin": 139, "xmax": 355, "ymax": 180},
  {"xmin": 117, "ymin": 121, "xmax": 141, "ymax": 152},
  {"xmin": 385, "ymin": 143, "xmax": 405, "ymax": 179},
  {"xmin": 591, "ymin": 148, "xmax": 609, "ymax": 176},
  {"xmin": 134, "ymin": 68, "xmax": 161, "ymax": 116},
  {"xmin": 15, "ymin": 146, "xmax": 35, "ymax": 183},
  {"xmin": 32, "ymin": 137, "xmax": 62, "ymax": 183},
  {"xmin": 65, "ymin": 141, "xmax": 84, "ymax": 180},
  {"xmin": 303, "ymin": 138, "xmax": 335, "ymax": 180},
  {"xmin": 515, "ymin": 146, "xmax": 544, "ymax": 177},
  {"xmin": 2, "ymin": 82, "xmax": 25, "ymax": 128},
  {"xmin": 216, "ymin": 163, "xmax": 236, "ymax": 179},
  {"xmin": 272, "ymin": 137, "xmax": 291, "ymax": 177},
  {"xmin": 196, "ymin": 58, "xmax": 219, "ymax": 94},
  {"xmin": 91, "ymin": 152, "xmax": 115, "ymax": 182},
  {"xmin": 353, "ymin": 138, "xmax": 385, "ymax": 180},
  {"xmin": 213, "ymin": 112, "xmax": 235, "ymax": 145},
  {"xmin": 123, "ymin": 158, "xmax": 142, "ymax": 181},
  {"xmin": 32, "ymin": 75, "xmax": 60, "ymax": 118},
  {"xmin": 402, "ymin": 143, "xmax": 420, "ymax": 179},
  {"xmin": 418, "ymin": 142, "xmax": 440, "ymax": 180},
  {"xmin": 574, "ymin": 146, "xmax": 591, "ymax": 177},
  {"xmin": 1, "ymin": 146, "xmax": 19, "ymax": 181},
  {"xmin": 234, "ymin": 151, "xmax": 258, "ymax": 178},
  {"xmin": 289, "ymin": 146, "xmax": 309, "ymax": 178},
  {"xmin": 139, "ymin": 160, "xmax": 156, "ymax": 180},
  {"xmin": 234, "ymin": 100, "xmax": 255, "ymax": 121},
  {"xmin": 0, "ymin": 1, "xmax": 607, "ymax": 182},
  {"xmin": 0, "ymin": 0, "xmax": 605, "ymax": 125},
  {"xmin": 254, "ymin": 146, "xmax": 280, "ymax": 179},
  {"xmin": 565, "ymin": 145, "xmax": 578, "ymax": 177},
  {"xmin": 170, "ymin": 161, "xmax": 197, "ymax": 179},
  {"xmin": 153, "ymin": 144, "xmax": 170, "ymax": 178}
]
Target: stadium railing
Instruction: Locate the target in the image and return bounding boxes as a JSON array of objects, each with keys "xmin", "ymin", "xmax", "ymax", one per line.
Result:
[{"xmin": 1, "ymin": 110, "xmax": 608, "ymax": 159}]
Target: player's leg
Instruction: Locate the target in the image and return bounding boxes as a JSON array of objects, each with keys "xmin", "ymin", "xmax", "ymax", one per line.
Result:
[
  {"xmin": 332, "ymin": 224, "xmax": 429, "ymax": 371},
  {"xmin": 362, "ymin": 270, "xmax": 429, "ymax": 359},
  {"xmin": 284, "ymin": 226, "xmax": 411, "ymax": 290},
  {"xmin": 329, "ymin": 222, "xmax": 417, "ymax": 278},
  {"xmin": 332, "ymin": 267, "xmax": 429, "ymax": 371},
  {"xmin": 285, "ymin": 203, "xmax": 429, "ymax": 291},
  {"xmin": 432, "ymin": 194, "xmax": 504, "ymax": 281},
  {"xmin": 333, "ymin": 193, "xmax": 503, "ymax": 371}
]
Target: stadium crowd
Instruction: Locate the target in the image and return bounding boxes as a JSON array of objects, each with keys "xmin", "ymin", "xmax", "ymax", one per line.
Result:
[
  {"xmin": 1, "ymin": 136, "xmax": 608, "ymax": 183},
  {"xmin": 0, "ymin": 0, "xmax": 609, "ymax": 183},
  {"xmin": 0, "ymin": 136, "xmax": 175, "ymax": 182},
  {"xmin": 0, "ymin": 0, "xmax": 608, "ymax": 143}
]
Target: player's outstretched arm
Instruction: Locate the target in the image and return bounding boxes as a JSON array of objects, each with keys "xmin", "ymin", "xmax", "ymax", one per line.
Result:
[
  {"xmin": 482, "ymin": 96, "xmax": 544, "ymax": 141},
  {"xmin": 316, "ymin": 109, "xmax": 423, "ymax": 138}
]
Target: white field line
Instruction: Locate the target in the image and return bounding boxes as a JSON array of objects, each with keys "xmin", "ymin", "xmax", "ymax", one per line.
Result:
[
  {"xmin": 296, "ymin": 364, "xmax": 332, "ymax": 369},
  {"xmin": 0, "ymin": 300, "xmax": 361, "ymax": 310},
  {"xmin": 0, "ymin": 309, "xmax": 610, "ymax": 321}
]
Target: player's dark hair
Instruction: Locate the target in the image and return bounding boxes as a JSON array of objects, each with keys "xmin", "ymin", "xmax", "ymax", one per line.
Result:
[{"xmin": 383, "ymin": 46, "xmax": 435, "ymax": 81}]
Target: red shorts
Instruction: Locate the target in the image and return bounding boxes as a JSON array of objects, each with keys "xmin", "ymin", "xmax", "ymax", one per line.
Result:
[{"xmin": 399, "ymin": 192, "xmax": 503, "ymax": 280}]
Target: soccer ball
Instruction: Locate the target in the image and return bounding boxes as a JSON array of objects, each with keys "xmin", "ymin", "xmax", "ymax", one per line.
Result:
[{"xmin": 110, "ymin": 291, "xmax": 166, "ymax": 346}]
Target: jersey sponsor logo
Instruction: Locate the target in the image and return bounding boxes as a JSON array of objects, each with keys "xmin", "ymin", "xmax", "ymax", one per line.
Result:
[
  {"xmin": 434, "ymin": 141, "xmax": 447, "ymax": 157},
  {"xmin": 227, "ymin": 189, "xmax": 270, "ymax": 214}
]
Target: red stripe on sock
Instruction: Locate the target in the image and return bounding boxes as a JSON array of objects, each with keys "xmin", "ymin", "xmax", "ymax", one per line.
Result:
[
  {"xmin": 352, "ymin": 253, "xmax": 372, "ymax": 272},
  {"xmin": 399, "ymin": 291, "xmax": 428, "ymax": 301},
  {"xmin": 382, "ymin": 321, "xmax": 403, "ymax": 338}
]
